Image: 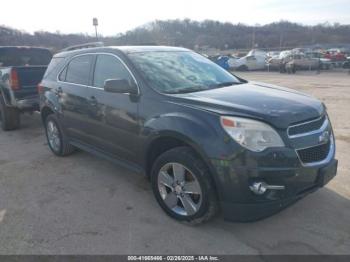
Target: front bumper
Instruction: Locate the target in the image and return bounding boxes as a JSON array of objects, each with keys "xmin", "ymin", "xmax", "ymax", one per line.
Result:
[
  {"xmin": 211, "ymin": 151, "xmax": 338, "ymax": 222},
  {"xmin": 222, "ymin": 160, "xmax": 337, "ymax": 222},
  {"xmin": 207, "ymin": 112, "xmax": 338, "ymax": 222}
]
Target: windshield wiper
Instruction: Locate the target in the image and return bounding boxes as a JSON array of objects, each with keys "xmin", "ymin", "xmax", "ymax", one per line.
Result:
[
  {"xmin": 209, "ymin": 81, "xmax": 240, "ymax": 88},
  {"xmin": 167, "ymin": 81, "xmax": 241, "ymax": 94},
  {"xmin": 167, "ymin": 86, "xmax": 208, "ymax": 94}
]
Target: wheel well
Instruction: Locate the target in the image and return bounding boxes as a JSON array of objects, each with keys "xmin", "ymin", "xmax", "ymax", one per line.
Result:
[
  {"xmin": 145, "ymin": 136, "xmax": 219, "ymax": 200},
  {"xmin": 41, "ymin": 106, "xmax": 54, "ymax": 123},
  {"xmin": 146, "ymin": 136, "xmax": 189, "ymax": 177}
]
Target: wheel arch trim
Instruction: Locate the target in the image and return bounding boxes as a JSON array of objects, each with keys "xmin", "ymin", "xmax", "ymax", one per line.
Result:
[{"xmin": 144, "ymin": 130, "xmax": 223, "ymax": 200}]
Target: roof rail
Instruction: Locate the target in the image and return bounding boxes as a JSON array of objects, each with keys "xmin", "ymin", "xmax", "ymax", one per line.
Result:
[{"xmin": 61, "ymin": 42, "xmax": 104, "ymax": 52}]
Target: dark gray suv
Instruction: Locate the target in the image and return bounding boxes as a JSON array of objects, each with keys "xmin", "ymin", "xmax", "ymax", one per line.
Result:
[{"xmin": 39, "ymin": 45, "xmax": 337, "ymax": 224}]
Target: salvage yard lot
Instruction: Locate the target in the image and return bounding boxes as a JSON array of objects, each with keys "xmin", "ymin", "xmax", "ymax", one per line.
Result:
[{"xmin": 0, "ymin": 71, "xmax": 349, "ymax": 254}]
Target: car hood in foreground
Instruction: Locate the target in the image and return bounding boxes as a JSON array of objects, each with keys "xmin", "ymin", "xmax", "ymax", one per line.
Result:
[{"xmin": 172, "ymin": 81, "xmax": 324, "ymax": 129}]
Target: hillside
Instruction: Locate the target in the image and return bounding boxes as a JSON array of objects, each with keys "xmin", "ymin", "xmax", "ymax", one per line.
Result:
[{"xmin": 1, "ymin": 20, "xmax": 350, "ymax": 52}]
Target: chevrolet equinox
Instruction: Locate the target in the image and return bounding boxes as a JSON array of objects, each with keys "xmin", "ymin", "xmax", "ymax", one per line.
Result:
[{"xmin": 39, "ymin": 46, "xmax": 338, "ymax": 224}]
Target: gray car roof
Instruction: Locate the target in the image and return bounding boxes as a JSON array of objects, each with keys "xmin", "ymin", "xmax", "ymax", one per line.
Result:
[{"xmin": 55, "ymin": 46, "xmax": 190, "ymax": 58}]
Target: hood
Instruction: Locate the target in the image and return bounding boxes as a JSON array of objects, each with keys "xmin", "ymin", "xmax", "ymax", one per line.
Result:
[{"xmin": 172, "ymin": 82, "xmax": 324, "ymax": 129}]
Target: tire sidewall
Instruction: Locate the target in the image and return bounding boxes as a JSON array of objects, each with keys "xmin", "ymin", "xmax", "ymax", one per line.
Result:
[
  {"xmin": 151, "ymin": 148, "xmax": 213, "ymax": 222},
  {"xmin": 45, "ymin": 115, "xmax": 64, "ymax": 156}
]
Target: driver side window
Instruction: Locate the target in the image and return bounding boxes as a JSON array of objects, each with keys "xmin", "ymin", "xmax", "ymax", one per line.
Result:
[{"xmin": 93, "ymin": 54, "xmax": 133, "ymax": 88}]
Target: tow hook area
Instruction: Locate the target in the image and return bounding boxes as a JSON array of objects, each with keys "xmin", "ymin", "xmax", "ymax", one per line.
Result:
[{"xmin": 249, "ymin": 181, "xmax": 285, "ymax": 195}]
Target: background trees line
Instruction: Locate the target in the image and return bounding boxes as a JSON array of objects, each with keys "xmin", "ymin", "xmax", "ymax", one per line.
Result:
[{"xmin": 1, "ymin": 20, "xmax": 350, "ymax": 52}]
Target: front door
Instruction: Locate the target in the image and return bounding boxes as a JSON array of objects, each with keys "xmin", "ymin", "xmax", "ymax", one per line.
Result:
[{"xmin": 86, "ymin": 54, "xmax": 140, "ymax": 163}]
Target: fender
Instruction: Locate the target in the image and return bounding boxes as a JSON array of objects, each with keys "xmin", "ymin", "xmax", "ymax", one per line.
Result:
[
  {"xmin": 143, "ymin": 111, "xmax": 221, "ymax": 156},
  {"xmin": 143, "ymin": 111, "xmax": 225, "ymax": 197},
  {"xmin": 40, "ymin": 88, "xmax": 62, "ymax": 120}
]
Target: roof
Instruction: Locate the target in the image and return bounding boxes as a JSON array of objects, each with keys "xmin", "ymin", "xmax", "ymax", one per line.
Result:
[
  {"xmin": 110, "ymin": 46, "xmax": 189, "ymax": 53},
  {"xmin": 55, "ymin": 45, "xmax": 190, "ymax": 58}
]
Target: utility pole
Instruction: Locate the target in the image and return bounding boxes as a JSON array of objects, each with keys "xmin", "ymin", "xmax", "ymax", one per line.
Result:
[
  {"xmin": 279, "ymin": 30, "xmax": 283, "ymax": 51},
  {"xmin": 93, "ymin": 18, "xmax": 99, "ymax": 41},
  {"xmin": 252, "ymin": 27, "xmax": 255, "ymax": 49}
]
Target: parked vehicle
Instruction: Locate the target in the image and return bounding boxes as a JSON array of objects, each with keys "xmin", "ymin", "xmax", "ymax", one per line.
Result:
[
  {"xmin": 266, "ymin": 50, "xmax": 292, "ymax": 70},
  {"xmin": 290, "ymin": 53, "xmax": 321, "ymax": 70},
  {"xmin": 306, "ymin": 52, "xmax": 332, "ymax": 69},
  {"xmin": 343, "ymin": 59, "xmax": 350, "ymax": 74},
  {"xmin": 39, "ymin": 45, "xmax": 337, "ymax": 224},
  {"xmin": 0, "ymin": 46, "xmax": 52, "ymax": 130},
  {"xmin": 213, "ymin": 56, "xmax": 231, "ymax": 70},
  {"xmin": 324, "ymin": 49, "xmax": 347, "ymax": 62},
  {"xmin": 268, "ymin": 52, "xmax": 320, "ymax": 72},
  {"xmin": 228, "ymin": 50, "xmax": 266, "ymax": 71},
  {"xmin": 209, "ymin": 55, "xmax": 239, "ymax": 70},
  {"xmin": 266, "ymin": 51, "xmax": 280, "ymax": 59}
]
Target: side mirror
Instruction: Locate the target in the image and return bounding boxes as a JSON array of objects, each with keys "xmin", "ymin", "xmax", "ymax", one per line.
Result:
[{"xmin": 104, "ymin": 79, "xmax": 138, "ymax": 95}]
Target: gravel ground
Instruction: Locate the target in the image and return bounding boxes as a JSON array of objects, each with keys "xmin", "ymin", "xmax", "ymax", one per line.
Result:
[{"xmin": 0, "ymin": 70, "xmax": 349, "ymax": 254}]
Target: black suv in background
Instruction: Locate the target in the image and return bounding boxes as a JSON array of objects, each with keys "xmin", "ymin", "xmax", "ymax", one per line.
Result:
[{"xmin": 39, "ymin": 45, "xmax": 337, "ymax": 224}]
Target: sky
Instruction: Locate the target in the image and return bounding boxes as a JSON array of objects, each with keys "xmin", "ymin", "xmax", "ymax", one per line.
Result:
[{"xmin": 1, "ymin": 0, "xmax": 349, "ymax": 36}]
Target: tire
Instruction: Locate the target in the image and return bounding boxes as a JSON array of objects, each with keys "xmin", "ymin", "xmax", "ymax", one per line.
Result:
[
  {"xmin": 151, "ymin": 146, "xmax": 218, "ymax": 225},
  {"xmin": 0, "ymin": 95, "xmax": 20, "ymax": 131},
  {"xmin": 44, "ymin": 114, "xmax": 75, "ymax": 156}
]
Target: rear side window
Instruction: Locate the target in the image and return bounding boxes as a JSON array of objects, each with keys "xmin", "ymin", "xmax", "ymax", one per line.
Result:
[
  {"xmin": 93, "ymin": 54, "xmax": 133, "ymax": 88},
  {"xmin": 65, "ymin": 55, "xmax": 93, "ymax": 85}
]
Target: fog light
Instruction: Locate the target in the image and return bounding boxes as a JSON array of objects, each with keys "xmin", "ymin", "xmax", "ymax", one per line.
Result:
[{"xmin": 249, "ymin": 182, "xmax": 285, "ymax": 195}]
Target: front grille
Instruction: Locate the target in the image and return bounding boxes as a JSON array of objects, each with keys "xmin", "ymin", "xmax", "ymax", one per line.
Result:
[
  {"xmin": 288, "ymin": 115, "xmax": 326, "ymax": 136},
  {"xmin": 297, "ymin": 141, "xmax": 331, "ymax": 164}
]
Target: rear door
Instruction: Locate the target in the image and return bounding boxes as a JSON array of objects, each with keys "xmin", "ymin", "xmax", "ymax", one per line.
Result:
[
  {"xmin": 57, "ymin": 54, "xmax": 94, "ymax": 143},
  {"xmin": 86, "ymin": 53, "xmax": 140, "ymax": 162}
]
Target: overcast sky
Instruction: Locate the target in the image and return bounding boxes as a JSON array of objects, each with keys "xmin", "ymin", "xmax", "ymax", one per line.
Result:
[{"xmin": 1, "ymin": 0, "xmax": 349, "ymax": 36}]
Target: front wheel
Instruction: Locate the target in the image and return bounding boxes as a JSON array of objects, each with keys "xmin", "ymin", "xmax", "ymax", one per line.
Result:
[
  {"xmin": 151, "ymin": 147, "xmax": 218, "ymax": 225},
  {"xmin": 45, "ymin": 114, "xmax": 75, "ymax": 156}
]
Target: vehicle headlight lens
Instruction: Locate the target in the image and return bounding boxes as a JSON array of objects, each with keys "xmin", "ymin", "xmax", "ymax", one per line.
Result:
[{"xmin": 220, "ymin": 116, "xmax": 285, "ymax": 152}]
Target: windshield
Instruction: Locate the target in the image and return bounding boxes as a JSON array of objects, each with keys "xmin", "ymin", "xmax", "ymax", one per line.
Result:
[
  {"xmin": 128, "ymin": 51, "xmax": 241, "ymax": 94},
  {"xmin": 0, "ymin": 48, "xmax": 52, "ymax": 67}
]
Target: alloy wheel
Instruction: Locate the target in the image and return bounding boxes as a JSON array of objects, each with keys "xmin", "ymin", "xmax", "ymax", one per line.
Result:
[
  {"xmin": 46, "ymin": 120, "xmax": 61, "ymax": 152},
  {"xmin": 157, "ymin": 163, "xmax": 202, "ymax": 216}
]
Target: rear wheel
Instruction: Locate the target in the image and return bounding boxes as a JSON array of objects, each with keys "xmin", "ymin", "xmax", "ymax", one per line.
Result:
[
  {"xmin": 45, "ymin": 114, "xmax": 75, "ymax": 156},
  {"xmin": 0, "ymin": 95, "xmax": 20, "ymax": 131},
  {"xmin": 151, "ymin": 147, "xmax": 218, "ymax": 225}
]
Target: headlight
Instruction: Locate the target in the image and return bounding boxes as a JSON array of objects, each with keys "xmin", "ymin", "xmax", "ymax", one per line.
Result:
[{"xmin": 220, "ymin": 116, "xmax": 285, "ymax": 152}]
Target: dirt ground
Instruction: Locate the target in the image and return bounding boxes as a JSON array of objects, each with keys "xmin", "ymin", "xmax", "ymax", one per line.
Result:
[{"xmin": 0, "ymin": 70, "xmax": 349, "ymax": 255}]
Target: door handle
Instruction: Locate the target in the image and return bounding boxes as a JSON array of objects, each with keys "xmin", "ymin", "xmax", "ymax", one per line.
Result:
[
  {"xmin": 55, "ymin": 87, "xmax": 63, "ymax": 96},
  {"xmin": 89, "ymin": 96, "xmax": 98, "ymax": 107}
]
